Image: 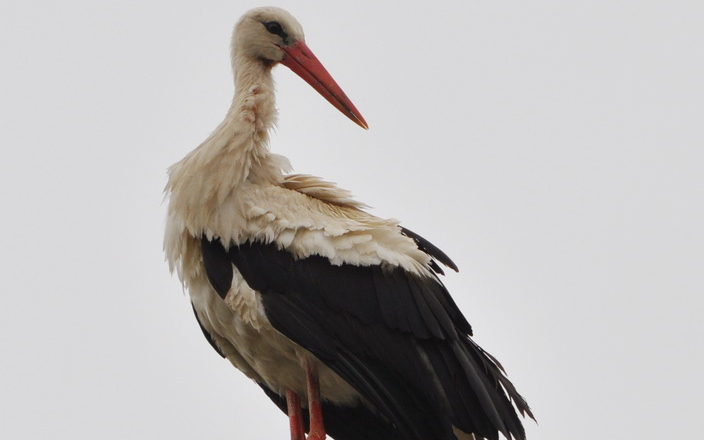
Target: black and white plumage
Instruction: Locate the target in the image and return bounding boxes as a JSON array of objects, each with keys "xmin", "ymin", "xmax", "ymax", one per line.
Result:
[{"xmin": 164, "ymin": 6, "xmax": 533, "ymax": 440}]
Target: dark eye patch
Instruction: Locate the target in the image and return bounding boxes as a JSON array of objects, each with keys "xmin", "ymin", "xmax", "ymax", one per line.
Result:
[{"xmin": 264, "ymin": 21, "xmax": 288, "ymax": 39}]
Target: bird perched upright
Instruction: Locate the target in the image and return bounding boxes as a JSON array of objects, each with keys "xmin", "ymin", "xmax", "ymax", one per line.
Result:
[{"xmin": 164, "ymin": 6, "xmax": 533, "ymax": 440}]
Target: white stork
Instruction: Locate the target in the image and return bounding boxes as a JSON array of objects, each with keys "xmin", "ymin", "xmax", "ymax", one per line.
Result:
[{"xmin": 164, "ymin": 6, "xmax": 533, "ymax": 440}]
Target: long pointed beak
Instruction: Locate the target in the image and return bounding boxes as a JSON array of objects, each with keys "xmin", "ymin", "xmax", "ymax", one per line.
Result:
[{"xmin": 280, "ymin": 41, "xmax": 368, "ymax": 130}]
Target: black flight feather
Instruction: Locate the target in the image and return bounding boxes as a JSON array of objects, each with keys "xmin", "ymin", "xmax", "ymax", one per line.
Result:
[
  {"xmin": 197, "ymin": 230, "xmax": 533, "ymax": 440},
  {"xmin": 400, "ymin": 226, "xmax": 459, "ymax": 273}
]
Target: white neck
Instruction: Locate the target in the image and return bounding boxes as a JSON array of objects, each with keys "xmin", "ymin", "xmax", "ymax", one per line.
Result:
[{"xmin": 166, "ymin": 55, "xmax": 287, "ymax": 226}]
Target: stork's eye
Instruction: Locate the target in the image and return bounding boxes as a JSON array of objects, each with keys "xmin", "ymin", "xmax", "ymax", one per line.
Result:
[{"xmin": 264, "ymin": 21, "xmax": 286, "ymax": 38}]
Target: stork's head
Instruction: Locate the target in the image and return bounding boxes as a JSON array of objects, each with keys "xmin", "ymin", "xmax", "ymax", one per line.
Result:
[{"xmin": 232, "ymin": 7, "xmax": 368, "ymax": 129}]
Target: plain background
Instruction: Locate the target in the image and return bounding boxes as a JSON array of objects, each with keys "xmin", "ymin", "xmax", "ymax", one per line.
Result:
[{"xmin": 1, "ymin": 1, "xmax": 702, "ymax": 439}]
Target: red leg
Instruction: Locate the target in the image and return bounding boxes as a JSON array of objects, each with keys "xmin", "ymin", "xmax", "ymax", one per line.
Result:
[
  {"xmin": 286, "ymin": 389, "xmax": 305, "ymax": 440},
  {"xmin": 305, "ymin": 360, "xmax": 326, "ymax": 440}
]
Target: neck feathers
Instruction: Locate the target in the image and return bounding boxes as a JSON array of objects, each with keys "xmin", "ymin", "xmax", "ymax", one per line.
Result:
[{"xmin": 166, "ymin": 57, "xmax": 284, "ymax": 228}]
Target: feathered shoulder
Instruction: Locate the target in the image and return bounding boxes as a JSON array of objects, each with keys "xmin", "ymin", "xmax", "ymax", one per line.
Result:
[{"xmin": 282, "ymin": 174, "xmax": 369, "ymax": 210}]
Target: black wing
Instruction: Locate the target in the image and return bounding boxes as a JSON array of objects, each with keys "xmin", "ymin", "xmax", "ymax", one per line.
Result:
[
  {"xmin": 191, "ymin": 306, "xmax": 403, "ymax": 440},
  {"xmin": 400, "ymin": 226, "xmax": 458, "ymax": 275},
  {"xmin": 200, "ymin": 232, "xmax": 533, "ymax": 440}
]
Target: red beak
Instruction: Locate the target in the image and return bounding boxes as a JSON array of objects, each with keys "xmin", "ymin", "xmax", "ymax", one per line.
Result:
[{"xmin": 281, "ymin": 41, "xmax": 368, "ymax": 130}]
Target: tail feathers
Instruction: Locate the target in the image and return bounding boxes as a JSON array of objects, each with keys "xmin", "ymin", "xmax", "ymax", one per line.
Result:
[
  {"xmin": 470, "ymin": 339, "xmax": 534, "ymax": 420},
  {"xmin": 458, "ymin": 337, "xmax": 534, "ymax": 440}
]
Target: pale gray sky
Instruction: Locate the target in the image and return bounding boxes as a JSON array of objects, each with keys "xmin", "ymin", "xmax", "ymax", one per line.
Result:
[{"xmin": 1, "ymin": 1, "xmax": 702, "ymax": 439}]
